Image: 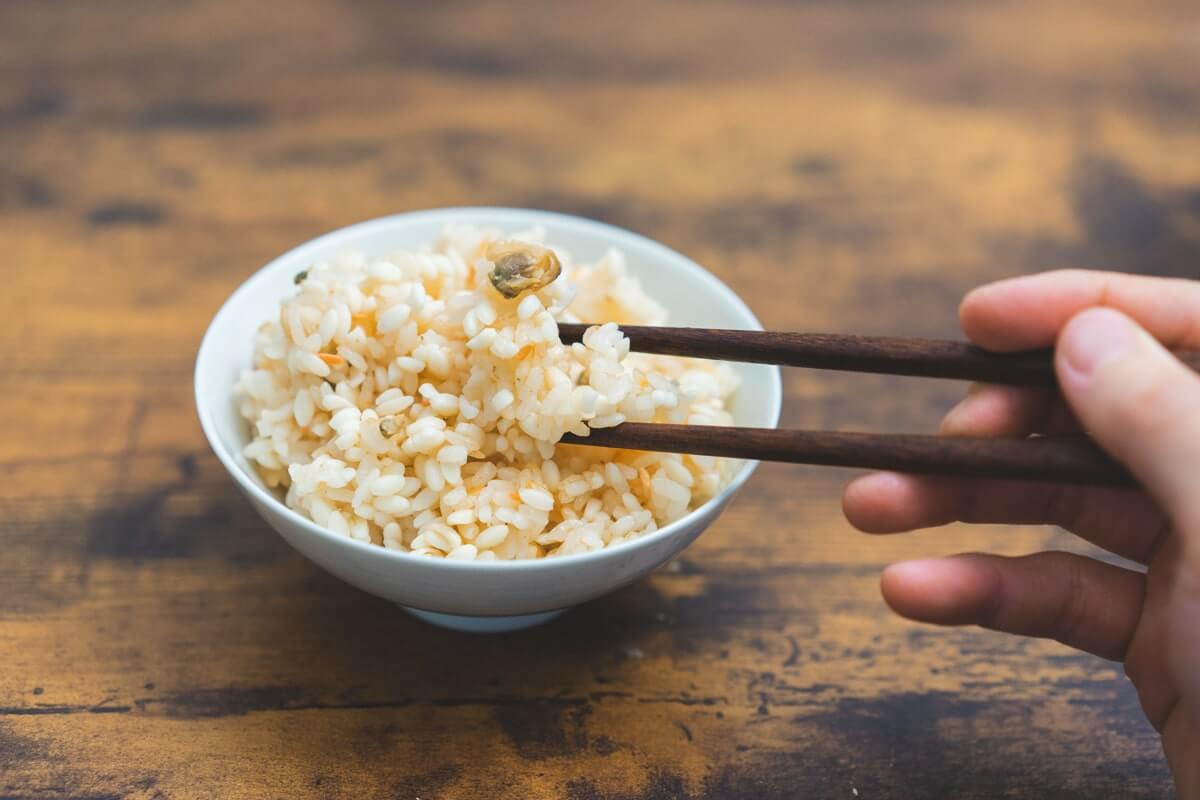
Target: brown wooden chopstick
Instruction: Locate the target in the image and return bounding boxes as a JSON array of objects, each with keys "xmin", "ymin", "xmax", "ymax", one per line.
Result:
[
  {"xmin": 557, "ymin": 324, "xmax": 1200, "ymax": 387},
  {"xmin": 552, "ymin": 322, "xmax": 1194, "ymax": 485},
  {"xmin": 560, "ymin": 424, "xmax": 1135, "ymax": 487}
]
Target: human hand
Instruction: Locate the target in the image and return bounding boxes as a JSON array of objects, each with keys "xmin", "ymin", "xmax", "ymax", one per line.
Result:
[{"xmin": 841, "ymin": 270, "xmax": 1200, "ymax": 796}]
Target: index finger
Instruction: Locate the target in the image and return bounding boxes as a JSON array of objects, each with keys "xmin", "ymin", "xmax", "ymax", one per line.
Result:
[{"xmin": 961, "ymin": 270, "xmax": 1200, "ymax": 351}]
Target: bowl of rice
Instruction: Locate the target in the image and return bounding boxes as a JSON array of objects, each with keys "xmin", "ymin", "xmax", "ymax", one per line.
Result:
[{"xmin": 195, "ymin": 208, "xmax": 782, "ymax": 632}]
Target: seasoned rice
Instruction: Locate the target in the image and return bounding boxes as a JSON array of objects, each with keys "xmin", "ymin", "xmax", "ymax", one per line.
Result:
[{"xmin": 236, "ymin": 225, "xmax": 738, "ymax": 559}]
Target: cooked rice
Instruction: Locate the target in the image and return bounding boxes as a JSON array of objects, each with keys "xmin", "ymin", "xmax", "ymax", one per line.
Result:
[{"xmin": 236, "ymin": 224, "xmax": 738, "ymax": 559}]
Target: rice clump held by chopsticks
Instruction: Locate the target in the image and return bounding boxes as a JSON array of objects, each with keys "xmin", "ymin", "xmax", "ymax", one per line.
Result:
[{"xmin": 236, "ymin": 225, "xmax": 738, "ymax": 560}]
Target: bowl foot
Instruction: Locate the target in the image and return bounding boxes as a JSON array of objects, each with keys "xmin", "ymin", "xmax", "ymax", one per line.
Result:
[{"xmin": 402, "ymin": 606, "xmax": 566, "ymax": 633}]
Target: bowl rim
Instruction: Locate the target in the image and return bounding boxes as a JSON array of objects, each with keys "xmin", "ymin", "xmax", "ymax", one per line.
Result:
[{"xmin": 194, "ymin": 206, "xmax": 783, "ymax": 573}]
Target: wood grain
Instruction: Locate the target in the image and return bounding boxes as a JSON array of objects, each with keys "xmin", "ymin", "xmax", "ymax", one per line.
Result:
[{"xmin": 3, "ymin": 0, "xmax": 1199, "ymax": 797}]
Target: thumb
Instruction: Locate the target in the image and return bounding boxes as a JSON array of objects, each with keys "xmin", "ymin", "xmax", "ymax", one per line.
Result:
[
  {"xmin": 1056, "ymin": 307, "xmax": 1200, "ymax": 538},
  {"xmin": 1058, "ymin": 307, "xmax": 1200, "ymax": 793}
]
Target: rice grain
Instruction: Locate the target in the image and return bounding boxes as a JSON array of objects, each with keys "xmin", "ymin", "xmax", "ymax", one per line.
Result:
[{"xmin": 235, "ymin": 225, "xmax": 738, "ymax": 560}]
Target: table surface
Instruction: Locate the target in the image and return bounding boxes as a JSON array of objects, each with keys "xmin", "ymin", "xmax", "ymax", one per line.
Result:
[{"xmin": 3, "ymin": 1, "xmax": 1198, "ymax": 797}]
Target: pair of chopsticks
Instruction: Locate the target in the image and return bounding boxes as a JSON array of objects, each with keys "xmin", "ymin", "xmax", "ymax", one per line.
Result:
[{"xmin": 556, "ymin": 324, "xmax": 1200, "ymax": 487}]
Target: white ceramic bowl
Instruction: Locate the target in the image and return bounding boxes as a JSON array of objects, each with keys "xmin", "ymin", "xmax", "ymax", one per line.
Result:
[{"xmin": 195, "ymin": 208, "xmax": 782, "ymax": 632}]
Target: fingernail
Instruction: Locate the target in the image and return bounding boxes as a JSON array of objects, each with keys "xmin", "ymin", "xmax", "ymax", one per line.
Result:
[
  {"xmin": 939, "ymin": 385, "xmax": 991, "ymax": 435},
  {"xmin": 1059, "ymin": 308, "xmax": 1138, "ymax": 379},
  {"xmin": 882, "ymin": 559, "xmax": 940, "ymax": 581},
  {"xmin": 939, "ymin": 399, "xmax": 972, "ymax": 435}
]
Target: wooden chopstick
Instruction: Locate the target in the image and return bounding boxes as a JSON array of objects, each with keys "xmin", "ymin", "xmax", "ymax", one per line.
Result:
[
  {"xmin": 552, "ymin": 323, "xmax": 1192, "ymax": 485},
  {"xmin": 560, "ymin": 424, "xmax": 1133, "ymax": 487},
  {"xmin": 557, "ymin": 324, "xmax": 1200, "ymax": 387}
]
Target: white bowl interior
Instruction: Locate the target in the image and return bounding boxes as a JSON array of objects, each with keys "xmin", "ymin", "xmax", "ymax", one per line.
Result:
[{"xmin": 194, "ymin": 207, "xmax": 782, "ymax": 620}]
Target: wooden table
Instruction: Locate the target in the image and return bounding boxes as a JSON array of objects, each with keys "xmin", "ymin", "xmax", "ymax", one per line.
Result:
[{"xmin": 3, "ymin": 1, "xmax": 1197, "ymax": 797}]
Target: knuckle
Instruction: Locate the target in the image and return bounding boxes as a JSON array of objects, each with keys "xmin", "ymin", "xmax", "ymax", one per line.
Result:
[{"xmin": 1048, "ymin": 556, "xmax": 1091, "ymax": 644}]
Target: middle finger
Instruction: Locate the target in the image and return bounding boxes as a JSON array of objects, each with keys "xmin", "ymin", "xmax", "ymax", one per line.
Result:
[{"xmin": 843, "ymin": 471, "xmax": 1168, "ymax": 565}]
